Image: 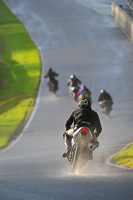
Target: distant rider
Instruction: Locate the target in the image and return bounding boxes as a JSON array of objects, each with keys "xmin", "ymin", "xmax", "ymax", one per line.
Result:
[
  {"xmin": 77, "ymin": 85, "xmax": 92, "ymax": 101},
  {"xmin": 77, "ymin": 85, "xmax": 91, "ymax": 96},
  {"xmin": 98, "ymin": 90, "xmax": 113, "ymax": 110},
  {"xmin": 44, "ymin": 68, "xmax": 58, "ymax": 90},
  {"xmin": 62, "ymin": 99, "xmax": 102, "ymax": 158}
]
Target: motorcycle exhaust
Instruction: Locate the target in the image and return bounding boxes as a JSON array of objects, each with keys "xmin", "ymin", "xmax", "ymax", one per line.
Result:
[
  {"xmin": 89, "ymin": 144, "xmax": 95, "ymax": 151},
  {"xmin": 88, "ymin": 142, "xmax": 99, "ymax": 151}
]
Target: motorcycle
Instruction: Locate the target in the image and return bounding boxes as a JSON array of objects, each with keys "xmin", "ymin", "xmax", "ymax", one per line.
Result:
[
  {"xmin": 48, "ymin": 80, "xmax": 58, "ymax": 94},
  {"xmin": 99, "ymin": 100, "xmax": 113, "ymax": 118},
  {"xmin": 68, "ymin": 86, "xmax": 79, "ymax": 102},
  {"xmin": 66, "ymin": 127, "xmax": 99, "ymax": 174}
]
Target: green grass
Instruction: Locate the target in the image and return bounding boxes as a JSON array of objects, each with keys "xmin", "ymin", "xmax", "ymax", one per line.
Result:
[
  {"xmin": 113, "ymin": 143, "xmax": 133, "ymax": 169},
  {"xmin": 0, "ymin": 0, "xmax": 41, "ymax": 150}
]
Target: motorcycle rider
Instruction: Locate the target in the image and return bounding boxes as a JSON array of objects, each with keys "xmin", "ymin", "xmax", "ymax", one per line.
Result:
[
  {"xmin": 44, "ymin": 68, "xmax": 58, "ymax": 91},
  {"xmin": 77, "ymin": 85, "xmax": 91, "ymax": 97},
  {"xmin": 77, "ymin": 85, "xmax": 92, "ymax": 102},
  {"xmin": 67, "ymin": 75, "xmax": 81, "ymax": 87},
  {"xmin": 62, "ymin": 98, "xmax": 102, "ymax": 158},
  {"xmin": 98, "ymin": 90, "xmax": 113, "ymax": 111}
]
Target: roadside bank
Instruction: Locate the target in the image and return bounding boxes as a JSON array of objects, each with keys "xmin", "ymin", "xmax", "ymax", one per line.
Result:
[
  {"xmin": 0, "ymin": 0, "xmax": 41, "ymax": 150},
  {"xmin": 111, "ymin": 2, "xmax": 133, "ymax": 42},
  {"xmin": 79, "ymin": 0, "xmax": 133, "ymax": 42}
]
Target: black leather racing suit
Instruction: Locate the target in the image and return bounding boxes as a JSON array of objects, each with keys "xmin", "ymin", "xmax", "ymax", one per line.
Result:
[
  {"xmin": 67, "ymin": 77, "xmax": 81, "ymax": 87},
  {"xmin": 98, "ymin": 92, "xmax": 112, "ymax": 102},
  {"xmin": 65, "ymin": 106, "xmax": 102, "ymax": 138},
  {"xmin": 44, "ymin": 70, "xmax": 58, "ymax": 89}
]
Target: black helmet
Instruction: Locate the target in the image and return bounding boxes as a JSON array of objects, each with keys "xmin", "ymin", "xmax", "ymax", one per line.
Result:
[
  {"xmin": 47, "ymin": 67, "xmax": 52, "ymax": 72},
  {"xmin": 79, "ymin": 99, "xmax": 91, "ymax": 108}
]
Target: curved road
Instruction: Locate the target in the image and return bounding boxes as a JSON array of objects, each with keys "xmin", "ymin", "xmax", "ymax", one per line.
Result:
[{"xmin": 1, "ymin": 0, "xmax": 133, "ymax": 199}]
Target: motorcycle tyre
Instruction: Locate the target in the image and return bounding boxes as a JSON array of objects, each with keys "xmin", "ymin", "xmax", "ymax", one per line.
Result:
[
  {"xmin": 50, "ymin": 85, "xmax": 58, "ymax": 94},
  {"xmin": 104, "ymin": 106, "xmax": 111, "ymax": 117},
  {"xmin": 71, "ymin": 145, "xmax": 86, "ymax": 174}
]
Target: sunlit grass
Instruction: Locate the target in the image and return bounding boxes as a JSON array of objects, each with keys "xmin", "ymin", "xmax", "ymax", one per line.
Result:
[
  {"xmin": 12, "ymin": 49, "xmax": 40, "ymax": 64},
  {"xmin": 0, "ymin": 0, "xmax": 41, "ymax": 150},
  {"xmin": 113, "ymin": 143, "xmax": 133, "ymax": 169}
]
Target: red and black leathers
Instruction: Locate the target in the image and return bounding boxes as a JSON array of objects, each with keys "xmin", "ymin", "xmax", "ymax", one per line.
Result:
[{"xmin": 65, "ymin": 106, "xmax": 102, "ymax": 137}]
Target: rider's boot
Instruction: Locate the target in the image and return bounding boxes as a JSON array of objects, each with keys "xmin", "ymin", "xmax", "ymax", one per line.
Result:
[{"xmin": 62, "ymin": 148, "xmax": 71, "ymax": 157}]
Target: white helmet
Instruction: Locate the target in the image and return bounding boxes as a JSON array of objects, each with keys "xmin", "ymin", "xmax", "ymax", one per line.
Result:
[
  {"xmin": 70, "ymin": 75, "xmax": 75, "ymax": 79},
  {"xmin": 101, "ymin": 89, "xmax": 106, "ymax": 93}
]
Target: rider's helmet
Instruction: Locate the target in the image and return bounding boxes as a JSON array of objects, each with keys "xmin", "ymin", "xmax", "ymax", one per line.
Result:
[
  {"xmin": 101, "ymin": 89, "xmax": 106, "ymax": 93},
  {"xmin": 70, "ymin": 74, "xmax": 75, "ymax": 79},
  {"xmin": 79, "ymin": 98, "xmax": 91, "ymax": 108},
  {"xmin": 81, "ymin": 85, "xmax": 85, "ymax": 89},
  {"xmin": 47, "ymin": 67, "xmax": 52, "ymax": 72}
]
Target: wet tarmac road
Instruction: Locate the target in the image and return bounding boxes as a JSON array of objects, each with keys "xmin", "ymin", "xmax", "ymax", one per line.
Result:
[{"xmin": 0, "ymin": 0, "xmax": 133, "ymax": 199}]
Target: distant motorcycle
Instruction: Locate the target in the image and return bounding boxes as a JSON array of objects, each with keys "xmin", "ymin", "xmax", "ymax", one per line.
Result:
[
  {"xmin": 99, "ymin": 100, "xmax": 113, "ymax": 118},
  {"xmin": 66, "ymin": 127, "xmax": 99, "ymax": 174},
  {"xmin": 69, "ymin": 86, "xmax": 79, "ymax": 102},
  {"xmin": 48, "ymin": 80, "xmax": 58, "ymax": 94}
]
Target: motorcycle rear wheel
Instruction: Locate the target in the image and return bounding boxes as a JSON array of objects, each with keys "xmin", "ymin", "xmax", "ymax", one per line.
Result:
[
  {"xmin": 71, "ymin": 145, "xmax": 86, "ymax": 174},
  {"xmin": 104, "ymin": 106, "xmax": 111, "ymax": 117}
]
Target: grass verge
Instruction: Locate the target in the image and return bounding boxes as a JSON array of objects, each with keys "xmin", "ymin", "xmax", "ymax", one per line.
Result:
[
  {"xmin": 0, "ymin": 0, "xmax": 41, "ymax": 150},
  {"xmin": 113, "ymin": 143, "xmax": 133, "ymax": 169}
]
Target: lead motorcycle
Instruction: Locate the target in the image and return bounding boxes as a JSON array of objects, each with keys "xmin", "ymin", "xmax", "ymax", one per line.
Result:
[
  {"xmin": 65, "ymin": 127, "xmax": 99, "ymax": 174},
  {"xmin": 48, "ymin": 80, "xmax": 58, "ymax": 94}
]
